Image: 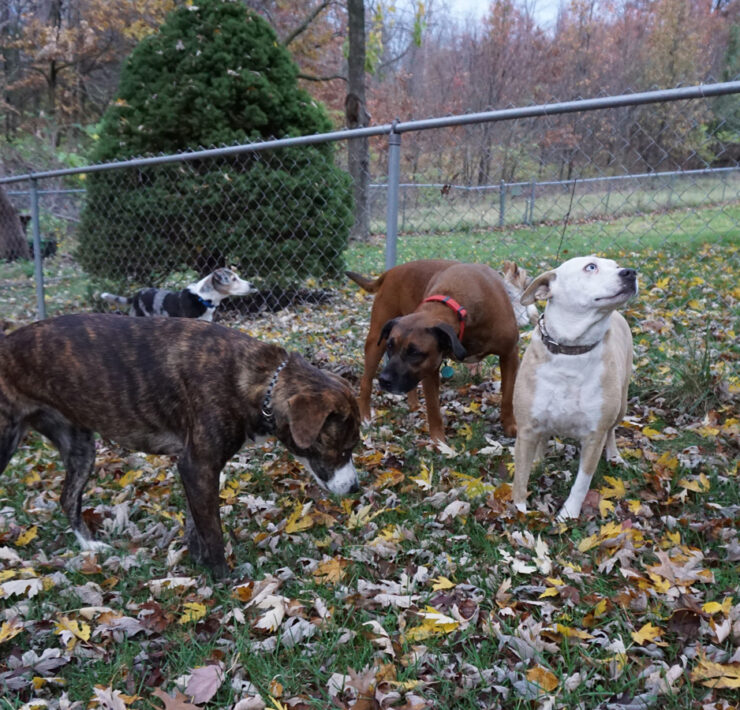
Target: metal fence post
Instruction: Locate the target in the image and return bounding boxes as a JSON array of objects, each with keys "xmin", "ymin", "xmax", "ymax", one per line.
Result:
[
  {"xmin": 499, "ymin": 179, "xmax": 506, "ymax": 227},
  {"xmin": 385, "ymin": 121, "xmax": 402, "ymax": 270},
  {"xmin": 30, "ymin": 177, "xmax": 47, "ymax": 320}
]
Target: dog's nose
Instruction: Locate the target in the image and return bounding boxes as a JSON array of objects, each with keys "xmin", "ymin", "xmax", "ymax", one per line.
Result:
[
  {"xmin": 349, "ymin": 480, "xmax": 360, "ymax": 494},
  {"xmin": 619, "ymin": 268, "xmax": 637, "ymax": 284},
  {"xmin": 378, "ymin": 372, "xmax": 392, "ymax": 390}
]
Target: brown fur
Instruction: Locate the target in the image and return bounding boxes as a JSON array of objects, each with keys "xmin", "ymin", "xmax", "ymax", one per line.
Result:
[{"xmin": 348, "ymin": 260, "xmax": 520, "ymax": 442}]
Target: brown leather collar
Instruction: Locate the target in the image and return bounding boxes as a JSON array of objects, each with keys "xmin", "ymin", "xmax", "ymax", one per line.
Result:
[{"xmin": 538, "ymin": 314, "xmax": 599, "ymax": 355}]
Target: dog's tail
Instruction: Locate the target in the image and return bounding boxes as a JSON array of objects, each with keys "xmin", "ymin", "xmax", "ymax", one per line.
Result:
[
  {"xmin": 100, "ymin": 292, "xmax": 130, "ymax": 306},
  {"xmin": 345, "ymin": 270, "xmax": 386, "ymax": 294}
]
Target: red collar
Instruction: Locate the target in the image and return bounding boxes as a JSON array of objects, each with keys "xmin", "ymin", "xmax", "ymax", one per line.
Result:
[{"xmin": 422, "ymin": 294, "xmax": 468, "ymax": 340}]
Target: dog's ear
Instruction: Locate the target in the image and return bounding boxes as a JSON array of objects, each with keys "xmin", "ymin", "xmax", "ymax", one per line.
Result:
[
  {"xmin": 521, "ymin": 271, "xmax": 556, "ymax": 305},
  {"xmin": 287, "ymin": 392, "xmax": 330, "ymax": 449},
  {"xmin": 431, "ymin": 323, "xmax": 467, "ymax": 361},
  {"xmin": 378, "ymin": 318, "xmax": 398, "ymax": 346}
]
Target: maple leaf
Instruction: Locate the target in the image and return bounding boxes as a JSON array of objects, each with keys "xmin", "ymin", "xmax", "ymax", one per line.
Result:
[
  {"xmin": 0, "ymin": 618, "xmax": 24, "ymax": 644},
  {"xmin": 177, "ymin": 602, "xmax": 207, "ymax": 625},
  {"xmin": 284, "ymin": 501, "xmax": 315, "ymax": 534},
  {"xmin": 185, "ymin": 663, "xmax": 225, "ymax": 704},
  {"xmin": 527, "ymin": 665, "xmax": 558, "ymax": 692},
  {"xmin": 690, "ymin": 654, "xmax": 740, "ymax": 689},
  {"xmin": 631, "ymin": 622, "xmax": 665, "ymax": 646},
  {"xmin": 14, "ymin": 525, "xmax": 38, "ymax": 547},
  {"xmin": 152, "ymin": 687, "xmax": 202, "ymax": 710},
  {"xmin": 312, "ymin": 556, "xmax": 349, "ymax": 585}
]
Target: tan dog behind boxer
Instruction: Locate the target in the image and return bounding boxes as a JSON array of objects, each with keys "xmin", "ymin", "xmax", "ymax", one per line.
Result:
[
  {"xmin": 347, "ymin": 260, "xmax": 520, "ymax": 443},
  {"xmin": 512, "ymin": 255, "xmax": 637, "ymax": 519}
]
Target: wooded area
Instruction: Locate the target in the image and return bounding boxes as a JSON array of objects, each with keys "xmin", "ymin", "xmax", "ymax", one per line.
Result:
[{"xmin": 1, "ymin": 0, "xmax": 738, "ymax": 182}]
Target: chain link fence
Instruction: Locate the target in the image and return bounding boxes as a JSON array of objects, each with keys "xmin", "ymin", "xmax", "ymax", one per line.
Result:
[{"xmin": 1, "ymin": 83, "xmax": 739, "ymax": 323}]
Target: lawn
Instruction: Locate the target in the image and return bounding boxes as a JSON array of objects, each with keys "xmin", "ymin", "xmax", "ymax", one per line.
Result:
[{"xmin": 0, "ymin": 233, "xmax": 738, "ymax": 709}]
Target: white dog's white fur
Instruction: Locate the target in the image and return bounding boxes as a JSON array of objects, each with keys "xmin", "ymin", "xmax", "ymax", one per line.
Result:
[{"xmin": 512, "ymin": 255, "xmax": 638, "ymax": 519}]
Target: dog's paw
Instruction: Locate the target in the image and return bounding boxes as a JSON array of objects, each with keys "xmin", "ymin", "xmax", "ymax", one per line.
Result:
[
  {"xmin": 74, "ymin": 531, "xmax": 111, "ymax": 552},
  {"xmin": 556, "ymin": 503, "xmax": 581, "ymax": 521},
  {"xmin": 513, "ymin": 501, "xmax": 528, "ymax": 514},
  {"xmin": 606, "ymin": 452, "xmax": 625, "ymax": 465}
]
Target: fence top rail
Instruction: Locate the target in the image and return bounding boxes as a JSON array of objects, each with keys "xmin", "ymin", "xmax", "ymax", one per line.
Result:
[{"xmin": 2, "ymin": 81, "xmax": 740, "ymax": 186}]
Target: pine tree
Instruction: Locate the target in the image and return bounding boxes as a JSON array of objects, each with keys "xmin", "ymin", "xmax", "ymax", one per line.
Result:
[{"xmin": 77, "ymin": 0, "xmax": 352, "ymax": 286}]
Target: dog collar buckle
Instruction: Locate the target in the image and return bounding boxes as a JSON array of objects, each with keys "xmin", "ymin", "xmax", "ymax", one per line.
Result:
[
  {"xmin": 423, "ymin": 295, "xmax": 468, "ymax": 340},
  {"xmin": 538, "ymin": 314, "xmax": 599, "ymax": 356},
  {"xmin": 261, "ymin": 358, "xmax": 289, "ymax": 425},
  {"xmin": 196, "ymin": 295, "xmax": 216, "ymax": 309}
]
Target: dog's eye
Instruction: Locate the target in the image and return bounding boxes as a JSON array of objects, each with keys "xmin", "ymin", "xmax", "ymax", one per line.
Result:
[{"xmin": 584, "ymin": 263, "xmax": 598, "ymax": 273}]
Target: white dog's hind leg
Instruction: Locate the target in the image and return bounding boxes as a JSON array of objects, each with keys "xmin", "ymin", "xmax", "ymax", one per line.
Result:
[
  {"xmin": 512, "ymin": 431, "xmax": 544, "ymax": 513},
  {"xmin": 604, "ymin": 428, "xmax": 625, "ymax": 464}
]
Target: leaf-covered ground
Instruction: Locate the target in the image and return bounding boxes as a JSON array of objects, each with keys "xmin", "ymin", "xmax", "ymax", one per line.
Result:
[{"xmin": 0, "ymin": 243, "xmax": 738, "ymax": 710}]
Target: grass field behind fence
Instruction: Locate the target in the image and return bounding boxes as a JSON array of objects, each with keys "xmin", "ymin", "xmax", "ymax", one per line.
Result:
[{"xmin": 0, "ymin": 207, "xmax": 738, "ymax": 709}]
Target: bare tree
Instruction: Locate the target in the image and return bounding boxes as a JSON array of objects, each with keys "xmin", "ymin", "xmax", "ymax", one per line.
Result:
[
  {"xmin": 346, "ymin": 0, "xmax": 370, "ymax": 240},
  {"xmin": 0, "ymin": 185, "xmax": 30, "ymax": 261}
]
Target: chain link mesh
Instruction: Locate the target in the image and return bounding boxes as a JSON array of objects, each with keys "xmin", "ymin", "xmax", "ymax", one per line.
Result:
[{"xmin": 1, "ymin": 94, "xmax": 738, "ymax": 322}]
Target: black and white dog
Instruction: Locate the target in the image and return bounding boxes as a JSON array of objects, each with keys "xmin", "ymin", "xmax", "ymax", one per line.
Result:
[{"xmin": 101, "ymin": 268, "xmax": 255, "ymax": 321}]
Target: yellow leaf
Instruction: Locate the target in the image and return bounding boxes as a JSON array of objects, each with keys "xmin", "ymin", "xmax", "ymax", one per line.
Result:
[
  {"xmin": 410, "ymin": 461, "xmax": 433, "ymax": 490},
  {"xmin": 118, "ymin": 469, "xmax": 142, "ymax": 487},
  {"xmin": 54, "ymin": 616, "xmax": 91, "ymax": 642},
  {"xmin": 678, "ymin": 473, "xmax": 710, "ymax": 493},
  {"xmin": 404, "ymin": 606, "xmax": 459, "ymax": 641},
  {"xmin": 452, "ymin": 471, "xmax": 495, "ymax": 497},
  {"xmin": 527, "ymin": 665, "xmax": 559, "ymax": 692},
  {"xmin": 178, "ymin": 602, "xmax": 207, "ymax": 624},
  {"xmin": 660, "ymin": 530, "xmax": 681, "ymax": 549},
  {"xmin": 0, "ymin": 619, "xmax": 24, "ymax": 644},
  {"xmin": 631, "ymin": 622, "xmax": 665, "ymax": 646},
  {"xmin": 593, "ymin": 598, "xmax": 608, "ymax": 617},
  {"xmin": 703, "ymin": 598, "xmax": 733, "ymax": 615},
  {"xmin": 23, "ymin": 470, "xmax": 41, "ymax": 485},
  {"xmin": 690, "ymin": 655, "xmax": 740, "ymax": 689},
  {"xmin": 642, "ymin": 426, "xmax": 663, "ymax": 439},
  {"xmin": 312, "ymin": 557, "xmax": 349, "ymax": 585},
  {"xmin": 15, "ymin": 526, "xmax": 38, "ymax": 547},
  {"xmin": 628, "ymin": 499, "xmax": 642, "ymax": 514},
  {"xmin": 555, "ymin": 624, "xmax": 593, "ymax": 640},
  {"xmin": 577, "ymin": 533, "xmax": 600, "ymax": 553},
  {"xmin": 431, "ymin": 576, "xmax": 456, "ymax": 591},
  {"xmin": 539, "ymin": 587, "xmax": 559, "ymax": 598},
  {"xmin": 599, "ymin": 499, "xmax": 615, "ymax": 517},
  {"xmin": 600, "ymin": 476, "xmax": 626, "ymax": 500},
  {"xmin": 373, "ymin": 469, "xmax": 405, "ymax": 489},
  {"xmin": 655, "ymin": 277, "xmax": 670, "ymax": 289},
  {"xmin": 656, "ymin": 451, "xmax": 678, "ymax": 471},
  {"xmin": 347, "ymin": 503, "xmax": 385, "ymax": 529},
  {"xmin": 285, "ymin": 502, "xmax": 314, "ymax": 534}
]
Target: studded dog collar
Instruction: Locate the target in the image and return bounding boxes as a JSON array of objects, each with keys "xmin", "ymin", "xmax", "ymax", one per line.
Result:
[
  {"xmin": 261, "ymin": 358, "xmax": 289, "ymax": 428},
  {"xmin": 538, "ymin": 314, "xmax": 600, "ymax": 356},
  {"xmin": 423, "ymin": 294, "xmax": 468, "ymax": 340}
]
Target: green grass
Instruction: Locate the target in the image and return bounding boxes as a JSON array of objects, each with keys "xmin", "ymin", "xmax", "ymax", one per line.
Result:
[{"xmin": 0, "ymin": 218, "xmax": 738, "ymax": 708}]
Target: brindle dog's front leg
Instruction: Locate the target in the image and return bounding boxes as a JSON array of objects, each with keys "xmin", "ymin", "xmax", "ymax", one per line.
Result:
[{"xmin": 177, "ymin": 447, "xmax": 229, "ymax": 578}]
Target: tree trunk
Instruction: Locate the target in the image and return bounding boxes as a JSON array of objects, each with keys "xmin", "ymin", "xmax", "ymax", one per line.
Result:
[
  {"xmin": 346, "ymin": 0, "xmax": 370, "ymax": 241},
  {"xmin": 0, "ymin": 186, "xmax": 31, "ymax": 261}
]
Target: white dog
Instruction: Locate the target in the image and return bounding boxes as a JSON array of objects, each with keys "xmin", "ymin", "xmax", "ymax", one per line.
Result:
[
  {"xmin": 512, "ymin": 255, "xmax": 637, "ymax": 519},
  {"xmin": 101, "ymin": 268, "xmax": 255, "ymax": 321}
]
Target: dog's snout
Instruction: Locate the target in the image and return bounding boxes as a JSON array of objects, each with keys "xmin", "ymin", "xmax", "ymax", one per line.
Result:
[
  {"xmin": 619, "ymin": 268, "xmax": 637, "ymax": 283},
  {"xmin": 349, "ymin": 480, "xmax": 360, "ymax": 494},
  {"xmin": 378, "ymin": 371, "xmax": 393, "ymax": 390}
]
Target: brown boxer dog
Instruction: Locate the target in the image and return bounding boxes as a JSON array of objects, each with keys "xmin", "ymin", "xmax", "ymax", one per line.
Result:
[
  {"xmin": 347, "ymin": 260, "xmax": 520, "ymax": 443},
  {"xmin": 0, "ymin": 314, "xmax": 360, "ymax": 577}
]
